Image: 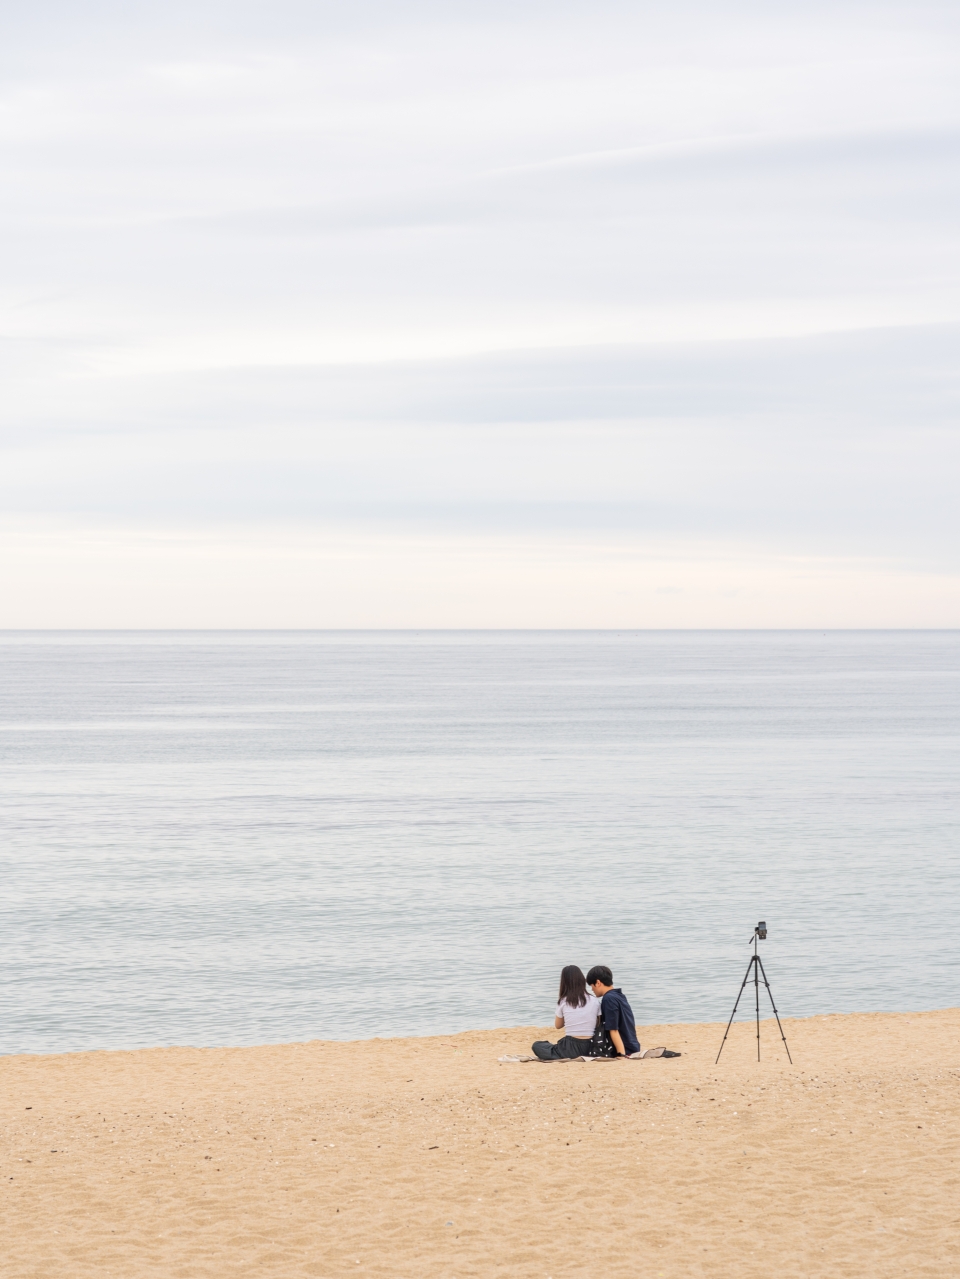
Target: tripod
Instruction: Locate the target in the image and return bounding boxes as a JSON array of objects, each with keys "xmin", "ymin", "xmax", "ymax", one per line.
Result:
[{"xmin": 715, "ymin": 924, "xmax": 792, "ymax": 1064}]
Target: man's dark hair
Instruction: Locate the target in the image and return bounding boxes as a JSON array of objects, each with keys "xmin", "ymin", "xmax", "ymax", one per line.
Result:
[{"xmin": 586, "ymin": 965, "xmax": 613, "ymax": 987}]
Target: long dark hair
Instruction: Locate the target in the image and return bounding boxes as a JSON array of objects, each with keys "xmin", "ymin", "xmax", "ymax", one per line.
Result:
[{"xmin": 558, "ymin": 964, "xmax": 588, "ymax": 1008}]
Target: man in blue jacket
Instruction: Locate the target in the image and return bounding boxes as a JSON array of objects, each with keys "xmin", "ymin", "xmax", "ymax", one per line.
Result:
[{"xmin": 586, "ymin": 965, "xmax": 643, "ymax": 1057}]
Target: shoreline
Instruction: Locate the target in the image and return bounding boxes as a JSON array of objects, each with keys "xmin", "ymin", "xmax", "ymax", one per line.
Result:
[
  {"xmin": 4, "ymin": 1007, "xmax": 959, "ymax": 1277},
  {"xmin": 5, "ymin": 1003, "xmax": 956, "ymax": 1061}
]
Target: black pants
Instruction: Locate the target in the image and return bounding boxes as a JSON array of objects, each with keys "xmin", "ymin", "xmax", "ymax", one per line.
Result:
[{"xmin": 531, "ymin": 1035, "xmax": 596, "ymax": 1061}]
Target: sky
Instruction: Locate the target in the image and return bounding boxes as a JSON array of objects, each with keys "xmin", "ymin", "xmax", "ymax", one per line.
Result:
[{"xmin": 1, "ymin": 0, "xmax": 959, "ymax": 627}]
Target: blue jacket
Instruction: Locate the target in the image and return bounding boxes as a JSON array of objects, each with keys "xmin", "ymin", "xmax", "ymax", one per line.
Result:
[{"xmin": 601, "ymin": 988, "xmax": 641, "ymax": 1055}]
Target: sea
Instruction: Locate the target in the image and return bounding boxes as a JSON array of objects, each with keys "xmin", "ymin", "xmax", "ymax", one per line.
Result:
[{"xmin": 1, "ymin": 630, "xmax": 958, "ymax": 1056}]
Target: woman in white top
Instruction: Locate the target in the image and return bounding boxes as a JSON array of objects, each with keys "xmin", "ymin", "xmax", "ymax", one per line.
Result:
[{"xmin": 532, "ymin": 965, "xmax": 602, "ymax": 1060}]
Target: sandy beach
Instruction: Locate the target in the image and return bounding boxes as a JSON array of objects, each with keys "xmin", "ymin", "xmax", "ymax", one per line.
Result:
[{"xmin": 3, "ymin": 1008, "xmax": 959, "ymax": 1278}]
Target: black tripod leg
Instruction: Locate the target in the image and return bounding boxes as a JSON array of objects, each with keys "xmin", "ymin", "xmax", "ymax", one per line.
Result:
[
  {"xmin": 754, "ymin": 949, "xmax": 761, "ymax": 1061},
  {"xmin": 756, "ymin": 955, "xmax": 793, "ymax": 1065},
  {"xmin": 715, "ymin": 956, "xmax": 756, "ymax": 1064}
]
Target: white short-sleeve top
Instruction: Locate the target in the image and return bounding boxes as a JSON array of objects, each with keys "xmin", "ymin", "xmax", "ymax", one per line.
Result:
[{"xmin": 556, "ymin": 992, "xmax": 601, "ymax": 1037}]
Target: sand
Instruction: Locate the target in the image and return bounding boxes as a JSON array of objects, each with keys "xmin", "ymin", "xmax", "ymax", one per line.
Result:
[{"xmin": 3, "ymin": 1008, "xmax": 959, "ymax": 1278}]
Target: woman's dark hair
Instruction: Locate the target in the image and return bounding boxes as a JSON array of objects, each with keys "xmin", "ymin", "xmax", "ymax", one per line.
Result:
[{"xmin": 558, "ymin": 964, "xmax": 588, "ymax": 1008}]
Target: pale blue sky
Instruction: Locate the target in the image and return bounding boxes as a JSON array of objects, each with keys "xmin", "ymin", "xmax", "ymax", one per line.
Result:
[{"xmin": 2, "ymin": 1, "xmax": 959, "ymax": 625}]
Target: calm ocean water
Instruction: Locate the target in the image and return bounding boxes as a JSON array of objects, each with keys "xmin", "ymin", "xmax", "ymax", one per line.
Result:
[{"xmin": 1, "ymin": 631, "xmax": 958, "ymax": 1055}]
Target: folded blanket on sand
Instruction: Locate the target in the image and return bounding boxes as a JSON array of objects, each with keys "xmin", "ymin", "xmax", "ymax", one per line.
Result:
[{"xmin": 499, "ymin": 1047, "xmax": 680, "ymax": 1063}]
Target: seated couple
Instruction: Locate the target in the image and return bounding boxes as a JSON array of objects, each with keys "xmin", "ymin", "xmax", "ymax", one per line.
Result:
[{"xmin": 532, "ymin": 964, "xmax": 648, "ymax": 1061}]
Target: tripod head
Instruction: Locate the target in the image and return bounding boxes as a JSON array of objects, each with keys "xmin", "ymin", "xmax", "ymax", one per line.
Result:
[{"xmin": 752, "ymin": 920, "xmax": 767, "ymax": 942}]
